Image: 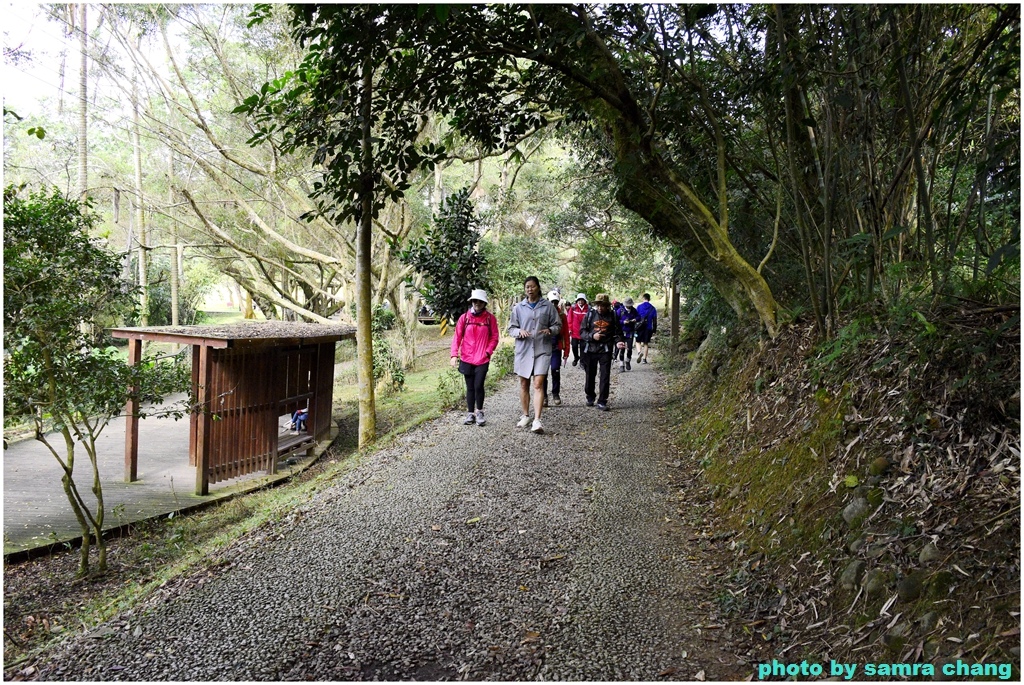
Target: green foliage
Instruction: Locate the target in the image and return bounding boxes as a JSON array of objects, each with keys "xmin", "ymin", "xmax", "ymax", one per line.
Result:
[
  {"xmin": 371, "ymin": 306, "xmax": 404, "ymax": 393},
  {"xmin": 480, "ymin": 235, "xmax": 559, "ymax": 305},
  {"xmin": 570, "ymin": 233, "xmax": 666, "ymax": 302},
  {"xmin": 372, "ymin": 304, "xmax": 396, "ymax": 331},
  {"xmin": 484, "ymin": 343, "xmax": 515, "ymax": 392},
  {"xmin": 127, "ymin": 256, "xmax": 221, "ymax": 327},
  {"xmin": 676, "ymin": 253, "xmax": 738, "ymax": 344},
  {"xmin": 401, "ymin": 188, "xmax": 489, "ymax": 325},
  {"xmin": 3, "ymin": 185, "xmax": 190, "ymax": 576},
  {"xmin": 435, "ymin": 367, "xmax": 463, "ymax": 410}
]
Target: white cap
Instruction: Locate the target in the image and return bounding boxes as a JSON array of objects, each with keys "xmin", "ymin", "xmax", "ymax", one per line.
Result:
[
  {"xmin": 468, "ymin": 289, "xmax": 488, "ymax": 304},
  {"xmin": 547, "ymin": 290, "xmax": 560, "ymax": 302},
  {"xmin": 575, "ymin": 293, "xmax": 588, "ymax": 303}
]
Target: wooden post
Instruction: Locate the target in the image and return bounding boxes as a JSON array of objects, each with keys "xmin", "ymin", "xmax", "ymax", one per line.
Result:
[
  {"xmin": 670, "ymin": 281, "xmax": 680, "ymax": 353},
  {"xmin": 188, "ymin": 346, "xmax": 199, "ymax": 465},
  {"xmin": 124, "ymin": 337, "xmax": 142, "ymax": 482},
  {"xmin": 195, "ymin": 343, "xmax": 212, "ymax": 495}
]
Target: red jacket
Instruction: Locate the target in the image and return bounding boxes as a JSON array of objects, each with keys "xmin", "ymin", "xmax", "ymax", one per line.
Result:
[
  {"xmin": 451, "ymin": 308, "xmax": 499, "ymax": 366},
  {"xmin": 566, "ymin": 302, "xmax": 589, "ymax": 340},
  {"xmin": 554, "ymin": 308, "xmax": 570, "ymax": 355}
]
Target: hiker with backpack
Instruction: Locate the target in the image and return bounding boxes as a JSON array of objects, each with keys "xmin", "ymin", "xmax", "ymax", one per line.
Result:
[
  {"xmin": 616, "ymin": 297, "xmax": 641, "ymax": 371},
  {"xmin": 579, "ymin": 293, "xmax": 626, "ymax": 411},
  {"xmin": 635, "ymin": 292, "xmax": 658, "ymax": 364},
  {"xmin": 450, "ymin": 289, "xmax": 500, "ymax": 426}
]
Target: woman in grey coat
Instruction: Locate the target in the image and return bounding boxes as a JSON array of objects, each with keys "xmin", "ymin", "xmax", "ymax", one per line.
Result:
[{"xmin": 507, "ymin": 276, "xmax": 561, "ymax": 434}]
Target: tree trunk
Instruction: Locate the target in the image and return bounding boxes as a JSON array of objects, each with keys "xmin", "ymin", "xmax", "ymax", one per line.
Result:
[
  {"xmin": 132, "ymin": 74, "xmax": 149, "ymax": 327},
  {"xmin": 611, "ymin": 144, "xmax": 778, "ymax": 337},
  {"xmin": 76, "ymin": 3, "xmax": 88, "ymax": 201},
  {"xmin": 889, "ymin": 12, "xmax": 938, "ymax": 294},
  {"xmin": 557, "ymin": 18, "xmax": 779, "ymax": 336},
  {"xmin": 670, "ymin": 278, "xmax": 680, "ymax": 353},
  {"xmin": 356, "ymin": 59, "xmax": 377, "ymax": 448},
  {"xmin": 168, "ymin": 150, "xmax": 180, "ymax": 327}
]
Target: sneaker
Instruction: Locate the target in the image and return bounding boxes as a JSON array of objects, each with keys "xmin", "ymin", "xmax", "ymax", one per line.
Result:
[
  {"xmin": 619, "ymin": 362, "xmax": 625, "ymax": 372},
  {"xmin": 531, "ymin": 419, "xmax": 544, "ymax": 434},
  {"xmin": 543, "ymin": 395, "xmax": 549, "ymax": 408},
  {"xmin": 464, "ymin": 412, "xmax": 476, "ymax": 425},
  {"xmin": 516, "ymin": 415, "xmax": 531, "ymax": 429},
  {"xmin": 571, "ymin": 359, "xmax": 578, "ymax": 367},
  {"xmin": 552, "ymin": 394, "xmax": 561, "ymax": 406},
  {"xmin": 476, "ymin": 410, "xmax": 486, "ymax": 426},
  {"xmin": 643, "ymin": 357, "xmax": 649, "ymax": 364},
  {"xmin": 586, "ymin": 400, "xmax": 595, "ymax": 407},
  {"xmin": 626, "ymin": 360, "xmax": 631, "ymax": 371},
  {"xmin": 596, "ymin": 403, "xmax": 608, "ymax": 411}
]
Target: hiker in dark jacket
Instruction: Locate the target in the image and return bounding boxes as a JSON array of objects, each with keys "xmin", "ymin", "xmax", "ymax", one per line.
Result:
[
  {"xmin": 579, "ymin": 293, "xmax": 625, "ymax": 411},
  {"xmin": 616, "ymin": 297, "xmax": 640, "ymax": 372}
]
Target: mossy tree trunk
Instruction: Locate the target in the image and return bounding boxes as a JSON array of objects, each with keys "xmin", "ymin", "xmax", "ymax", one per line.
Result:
[{"xmin": 356, "ymin": 58, "xmax": 376, "ymax": 448}]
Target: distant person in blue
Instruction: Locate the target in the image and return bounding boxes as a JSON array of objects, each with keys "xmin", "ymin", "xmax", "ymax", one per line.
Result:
[
  {"xmin": 616, "ymin": 297, "xmax": 641, "ymax": 371},
  {"xmin": 635, "ymin": 293, "xmax": 658, "ymax": 364},
  {"xmin": 289, "ymin": 407, "xmax": 308, "ymax": 432}
]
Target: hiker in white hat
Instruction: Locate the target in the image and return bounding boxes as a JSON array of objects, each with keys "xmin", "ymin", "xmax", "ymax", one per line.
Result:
[{"xmin": 450, "ymin": 289, "xmax": 500, "ymax": 426}]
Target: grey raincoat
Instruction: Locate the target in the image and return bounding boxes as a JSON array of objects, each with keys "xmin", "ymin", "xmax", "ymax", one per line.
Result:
[{"xmin": 507, "ymin": 297, "xmax": 562, "ymax": 378}]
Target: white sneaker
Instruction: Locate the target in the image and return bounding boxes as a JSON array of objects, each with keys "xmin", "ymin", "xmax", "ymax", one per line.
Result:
[
  {"xmin": 531, "ymin": 419, "xmax": 544, "ymax": 434},
  {"xmin": 476, "ymin": 410, "xmax": 486, "ymax": 426},
  {"xmin": 516, "ymin": 415, "xmax": 531, "ymax": 429}
]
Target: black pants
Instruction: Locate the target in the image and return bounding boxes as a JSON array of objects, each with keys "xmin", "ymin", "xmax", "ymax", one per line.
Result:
[
  {"xmin": 614, "ymin": 337, "xmax": 634, "ymax": 362},
  {"xmin": 461, "ymin": 362, "xmax": 489, "ymax": 411},
  {"xmin": 570, "ymin": 338, "xmax": 582, "ymax": 363},
  {"xmin": 542, "ymin": 352, "xmax": 562, "ymax": 397},
  {"xmin": 583, "ymin": 351, "xmax": 612, "ymax": 404}
]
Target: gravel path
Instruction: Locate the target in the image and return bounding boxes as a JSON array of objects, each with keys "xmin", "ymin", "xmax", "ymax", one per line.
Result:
[{"xmin": 35, "ymin": 354, "xmax": 746, "ymax": 681}]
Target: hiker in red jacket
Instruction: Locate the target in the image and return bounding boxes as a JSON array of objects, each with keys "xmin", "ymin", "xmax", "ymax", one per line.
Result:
[
  {"xmin": 450, "ymin": 289, "xmax": 500, "ymax": 426},
  {"xmin": 566, "ymin": 293, "xmax": 589, "ymax": 368}
]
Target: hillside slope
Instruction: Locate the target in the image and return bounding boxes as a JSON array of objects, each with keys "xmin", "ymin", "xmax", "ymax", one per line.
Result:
[{"xmin": 665, "ymin": 305, "xmax": 1020, "ymax": 678}]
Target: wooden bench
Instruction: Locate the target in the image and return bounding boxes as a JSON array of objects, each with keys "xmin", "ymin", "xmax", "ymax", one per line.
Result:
[{"xmin": 277, "ymin": 432, "xmax": 315, "ymax": 463}]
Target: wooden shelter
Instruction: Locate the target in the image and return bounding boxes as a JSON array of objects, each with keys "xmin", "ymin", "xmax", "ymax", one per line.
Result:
[{"xmin": 111, "ymin": 322, "xmax": 356, "ymax": 495}]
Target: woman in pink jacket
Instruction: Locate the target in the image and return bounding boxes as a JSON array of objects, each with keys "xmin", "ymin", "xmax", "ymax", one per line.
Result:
[{"xmin": 450, "ymin": 289, "xmax": 500, "ymax": 426}]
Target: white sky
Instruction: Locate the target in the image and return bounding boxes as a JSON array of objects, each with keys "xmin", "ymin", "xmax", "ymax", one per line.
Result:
[{"xmin": 3, "ymin": 3, "xmax": 76, "ymax": 118}]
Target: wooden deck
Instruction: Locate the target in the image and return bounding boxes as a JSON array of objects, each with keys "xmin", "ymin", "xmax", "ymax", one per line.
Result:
[{"xmin": 3, "ymin": 401, "xmax": 336, "ymax": 557}]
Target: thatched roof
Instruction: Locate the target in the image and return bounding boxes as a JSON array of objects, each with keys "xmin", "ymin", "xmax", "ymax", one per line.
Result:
[{"xmin": 110, "ymin": 321, "xmax": 356, "ymax": 348}]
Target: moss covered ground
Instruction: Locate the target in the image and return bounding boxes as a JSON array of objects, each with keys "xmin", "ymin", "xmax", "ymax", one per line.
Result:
[{"xmin": 663, "ymin": 306, "xmax": 1020, "ymax": 677}]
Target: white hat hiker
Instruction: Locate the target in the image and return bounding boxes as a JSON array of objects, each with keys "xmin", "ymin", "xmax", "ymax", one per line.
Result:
[
  {"xmin": 468, "ymin": 289, "xmax": 488, "ymax": 304},
  {"xmin": 547, "ymin": 290, "xmax": 560, "ymax": 302},
  {"xmin": 575, "ymin": 293, "xmax": 588, "ymax": 303}
]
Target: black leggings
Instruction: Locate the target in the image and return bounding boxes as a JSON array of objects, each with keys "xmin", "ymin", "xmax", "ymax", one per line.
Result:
[{"xmin": 462, "ymin": 362, "xmax": 489, "ymax": 411}]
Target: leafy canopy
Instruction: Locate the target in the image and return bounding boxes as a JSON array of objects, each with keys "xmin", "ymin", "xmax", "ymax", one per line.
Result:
[{"xmin": 238, "ymin": 4, "xmax": 548, "ymax": 227}]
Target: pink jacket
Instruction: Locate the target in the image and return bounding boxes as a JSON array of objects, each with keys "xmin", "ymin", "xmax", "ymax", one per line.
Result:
[{"xmin": 451, "ymin": 308, "xmax": 500, "ymax": 366}]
